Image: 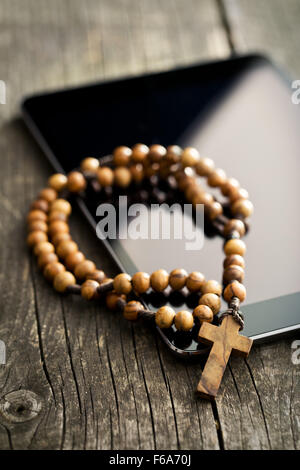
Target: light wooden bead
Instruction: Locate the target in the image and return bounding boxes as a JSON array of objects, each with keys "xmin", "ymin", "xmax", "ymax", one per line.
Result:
[
  {"xmin": 185, "ymin": 183, "xmax": 201, "ymax": 202},
  {"xmin": 230, "ymin": 187, "xmax": 249, "ymax": 203},
  {"xmin": 223, "ymin": 265, "xmax": 245, "ymax": 284},
  {"xmin": 166, "ymin": 145, "xmax": 182, "ymax": 163},
  {"xmin": 132, "ymin": 272, "xmax": 150, "ymax": 294},
  {"xmin": 67, "ymin": 171, "xmax": 86, "ymax": 193},
  {"xmin": 81, "ymin": 280, "xmax": 100, "ymax": 300},
  {"xmin": 224, "ymin": 239, "xmax": 246, "ymax": 256},
  {"xmin": 123, "ymin": 300, "xmax": 143, "ymax": 321},
  {"xmin": 132, "ymin": 143, "xmax": 149, "ymax": 163},
  {"xmin": 97, "ymin": 167, "xmax": 114, "ymax": 187},
  {"xmin": 48, "ymin": 211, "xmax": 67, "ymax": 223},
  {"xmin": 193, "ymin": 305, "xmax": 214, "ymax": 324},
  {"xmin": 113, "ymin": 273, "xmax": 132, "ymax": 295},
  {"xmin": 53, "ymin": 270, "xmax": 76, "ymax": 292},
  {"xmin": 186, "ymin": 271, "xmax": 205, "ymax": 292},
  {"xmin": 130, "ymin": 164, "xmax": 144, "ymax": 183},
  {"xmin": 34, "ymin": 241, "xmax": 55, "ymax": 257},
  {"xmin": 48, "ymin": 173, "xmax": 68, "ymax": 192},
  {"xmin": 202, "ymin": 280, "xmax": 222, "ymax": 296},
  {"xmin": 39, "ymin": 188, "xmax": 57, "ymax": 203},
  {"xmin": 48, "ymin": 220, "xmax": 69, "ymax": 237},
  {"xmin": 50, "ymin": 199, "xmax": 72, "ymax": 216},
  {"xmin": 155, "ymin": 306, "xmax": 176, "ymax": 329},
  {"xmin": 223, "ymin": 219, "xmax": 246, "ymax": 237},
  {"xmin": 208, "ymin": 201, "xmax": 223, "ymax": 220},
  {"xmin": 44, "ymin": 262, "xmax": 66, "ymax": 282},
  {"xmin": 113, "ymin": 146, "xmax": 132, "ymax": 166},
  {"xmin": 106, "ymin": 291, "xmax": 126, "ymax": 310},
  {"xmin": 207, "ymin": 168, "xmax": 227, "ymax": 187},
  {"xmin": 195, "ymin": 157, "xmax": 215, "ymax": 177},
  {"xmin": 181, "ymin": 147, "xmax": 200, "ymax": 167},
  {"xmin": 27, "ymin": 210, "xmax": 47, "ymax": 223},
  {"xmin": 27, "ymin": 230, "xmax": 48, "ymax": 247},
  {"xmin": 148, "ymin": 144, "xmax": 166, "ymax": 163},
  {"xmin": 31, "ymin": 199, "xmax": 49, "ymax": 213},
  {"xmin": 169, "ymin": 268, "xmax": 188, "ymax": 290},
  {"xmin": 194, "ymin": 191, "xmax": 214, "ymax": 206},
  {"xmin": 199, "ymin": 293, "xmax": 221, "ymax": 315},
  {"xmin": 28, "ymin": 220, "xmax": 48, "ymax": 233},
  {"xmin": 37, "ymin": 252, "xmax": 58, "ymax": 269},
  {"xmin": 150, "ymin": 269, "xmax": 169, "ymax": 292},
  {"xmin": 114, "ymin": 167, "xmax": 131, "ymax": 188},
  {"xmin": 221, "ymin": 178, "xmax": 240, "ymax": 197},
  {"xmin": 223, "ymin": 254, "xmax": 245, "ymax": 269},
  {"xmin": 144, "ymin": 162, "xmax": 159, "ymax": 177},
  {"xmin": 174, "ymin": 310, "xmax": 194, "ymax": 331},
  {"xmin": 65, "ymin": 251, "xmax": 86, "ymax": 271},
  {"xmin": 56, "ymin": 240, "xmax": 78, "ymax": 259},
  {"xmin": 232, "ymin": 199, "xmax": 254, "ymax": 218},
  {"xmin": 52, "ymin": 232, "xmax": 71, "ymax": 246},
  {"xmin": 80, "ymin": 157, "xmax": 99, "ymax": 173},
  {"xmin": 74, "ymin": 260, "xmax": 96, "ymax": 280},
  {"xmin": 86, "ymin": 270, "xmax": 106, "ymax": 284},
  {"xmin": 223, "ymin": 280, "xmax": 246, "ymax": 303}
]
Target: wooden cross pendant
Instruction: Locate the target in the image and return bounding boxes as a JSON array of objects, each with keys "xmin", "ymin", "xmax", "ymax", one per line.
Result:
[{"xmin": 197, "ymin": 315, "xmax": 253, "ymax": 400}]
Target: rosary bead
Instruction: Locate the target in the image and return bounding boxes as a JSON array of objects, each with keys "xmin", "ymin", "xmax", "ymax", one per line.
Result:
[
  {"xmin": 232, "ymin": 199, "xmax": 253, "ymax": 218},
  {"xmin": 52, "ymin": 232, "xmax": 71, "ymax": 246},
  {"xmin": 166, "ymin": 145, "xmax": 182, "ymax": 163},
  {"xmin": 80, "ymin": 157, "xmax": 99, "ymax": 173},
  {"xmin": 123, "ymin": 300, "xmax": 143, "ymax": 321},
  {"xmin": 65, "ymin": 251, "xmax": 86, "ymax": 270},
  {"xmin": 34, "ymin": 241, "xmax": 55, "ymax": 257},
  {"xmin": 181, "ymin": 147, "xmax": 200, "ymax": 168},
  {"xmin": 48, "ymin": 173, "xmax": 68, "ymax": 192},
  {"xmin": 44, "ymin": 261, "xmax": 65, "ymax": 282},
  {"xmin": 223, "ymin": 219, "xmax": 246, "ymax": 237},
  {"xmin": 53, "ymin": 270, "xmax": 76, "ymax": 292},
  {"xmin": 150, "ymin": 269, "xmax": 169, "ymax": 292},
  {"xmin": 169, "ymin": 268, "xmax": 188, "ymax": 290},
  {"xmin": 113, "ymin": 146, "xmax": 132, "ymax": 166},
  {"xmin": 97, "ymin": 167, "xmax": 114, "ymax": 187},
  {"xmin": 28, "ymin": 220, "xmax": 48, "ymax": 233},
  {"xmin": 174, "ymin": 310, "xmax": 194, "ymax": 331},
  {"xmin": 199, "ymin": 293, "xmax": 221, "ymax": 315},
  {"xmin": 186, "ymin": 271, "xmax": 205, "ymax": 292},
  {"xmin": 106, "ymin": 291, "xmax": 126, "ymax": 310},
  {"xmin": 81, "ymin": 279, "xmax": 100, "ymax": 300},
  {"xmin": 195, "ymin": 157, "xmax": 215, "ymax": 177},
  {"xmin": 221, "ymin": 178, "xmax": 240, "ymax": 197},
  {"xmin": 148, "ymin": 144, "xmax": 167, "ymax": 163},
  {"xmin": 223, "ymin": 280, "xmax": 246, "ymax": 303},
  {"xmin": 193, "ymin": 305, "xmax": 214, "ymax": 324},
  {"xmin": 223, "ymin": 254, "xmax": 245, "ymax": 269},
  {"xmin": 38, "ymin": 252, "xmax": 58, "ymax": 269},
  {"xmin": 185, "ymin": 183, "xmax": 201, "ymax": 203},
  {"xmin": 208, "ymin": 201, "xmax": 223, "ymax": 220},
  {"xmin": 131, "ymin": 143, "xmax": 149, "ymax": 163},
  {"xmin": 113, "ymin": 273, "xmax": 132, "ymax": 295},
  {"xmin": 224, "ymin": 238, "xmax": 246, "ymax": 256},
  {"xmin": 193, "ymin": 191, "xmax": 214, "ymax": 207},
  {"xmin": 74, "ymin": 260, "xmax": 96, "ymax": 280},
  {"xmin": 39, "ymin": 188, "xmax": 57, "ymax": 203},
  {"xmin": 207, "ymin": 168, "xmax": 227, "ymax": 188},
  {"xmin": 56, "ymin": 240, "xmax": 78, "ymax": 259},
  {"xmin": 27, "ymin": 210, "xmax": 47, "ymax": 223},
  {"xmin": 67, "ymin": 171, "xmax": 87, "ymax": 193},
  {"xmin": 132, "ymin": 271, "xmax": 150, "ymax": 294},
  {"xmin": 50, "ymin": 199, "xmax": 72, "ymax": 216},
  {"xmin": 31, "ymin": 199, "xmax": 49, "ymax": 213},
  {"xmin": 48, "ymin": 220, "xmax": 69, "ymax": 237},
  {"xmin": 202, "ymin": 280, "xmax": 222, "ymax": 296},
  {"xmin": 223, "ymin": 265, "xmax": 245, "ymax": 284},
  {"xmin": 27, "ymin": 230, "xmax": 48, "ymax": 247},
  {"xmin": 130, "ymin": 164, "xmax": 144, "ymax": 183},
  {"xmin": 86, "ymin": 269, "xmax": 106, "ymax": 284},
  {"xmin": 155, "ymin": 306, "xmax": 176, "ymax": 329},
  {"xmin": 230, "ymin": 187, "xmax": 249, "ymax": 203},
  {"xmin": 48, "ymin": 211, "xmax": 67, "ymax": 223},
  {"xmin": 114, "ymin": 167, "xmax": 132, "ymax": 188}
]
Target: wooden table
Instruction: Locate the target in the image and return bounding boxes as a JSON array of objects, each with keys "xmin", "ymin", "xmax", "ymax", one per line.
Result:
[{"xmin": 0, "ymin": 0, "xmax": 299, "ymax": 450}]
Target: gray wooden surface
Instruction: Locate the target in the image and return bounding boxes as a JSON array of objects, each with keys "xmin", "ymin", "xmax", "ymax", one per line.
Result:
[{"xmin": 0, "ymin": 0, "xmax": 299, "ymax": 450}]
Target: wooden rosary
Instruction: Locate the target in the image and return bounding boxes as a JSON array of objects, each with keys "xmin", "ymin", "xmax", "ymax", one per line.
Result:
[{"xmin": 26, "ymin": 144, "xmax": 253, "ymax": 400}]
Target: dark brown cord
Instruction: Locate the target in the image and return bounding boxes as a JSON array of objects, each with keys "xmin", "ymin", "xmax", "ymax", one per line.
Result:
[{"xmin": 218, "ymin": 296, "xmax": 245, "ymax": 330}]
